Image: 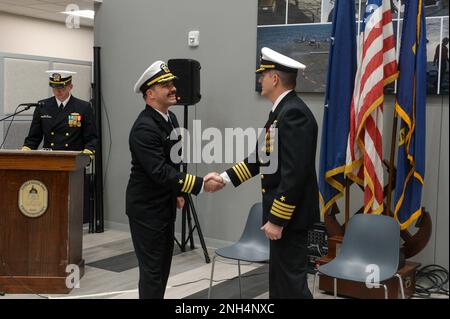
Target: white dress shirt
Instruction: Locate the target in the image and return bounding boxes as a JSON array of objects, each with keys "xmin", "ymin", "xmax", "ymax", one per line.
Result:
[{"xmin": 55, "ymin": 94, "xmax": 71, "ymax": 109}]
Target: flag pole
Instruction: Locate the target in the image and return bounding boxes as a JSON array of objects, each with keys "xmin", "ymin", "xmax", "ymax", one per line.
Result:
[
  {"xmin": 386, "ymin": 111, "xmax": 398, "ymax": 217},
  {"xmin": 344, "ymin": 177, "xmax": 350, "ymax": 229}
]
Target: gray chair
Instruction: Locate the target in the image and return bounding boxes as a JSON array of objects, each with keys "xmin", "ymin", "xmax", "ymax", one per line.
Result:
[
  {"xmin": 312, "ymin": 213, "xmax": 405, "ymax": 299},
  {"xmin": 208, "ymin": 202, "xmax": 269, "ymax": 299}
]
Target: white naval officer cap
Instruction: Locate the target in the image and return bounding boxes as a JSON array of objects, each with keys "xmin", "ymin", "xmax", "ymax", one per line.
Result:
[
  {"xmin": 46, "ymin": 70, "xmax": 77, "ymax": 88},
  {"xmin": 256, "ymin": 47, "xmax": 306, "ymax": 74},
  {"xmin": 133, "ymin": 60, "xmax": 177, "ymax": 94}
]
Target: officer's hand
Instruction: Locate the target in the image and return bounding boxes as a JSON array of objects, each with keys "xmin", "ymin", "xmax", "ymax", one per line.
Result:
[
  {"xmin": 21, "ymin": 146, "xmax": 32, "ymax": 151},
  {"xmin": 82, "ymin": 149, "xmax": 95, "ymax": 161},
  {"xmin": 204, "ymin": 172, "xmax": 225, "ymax": 192},
  {"xmin": 176, "ymin": 196, "xmax": 185, "ymax": 209},
  {"xmin": 260, "ymin": 221, "xmax": 283, "ymax": 241}
]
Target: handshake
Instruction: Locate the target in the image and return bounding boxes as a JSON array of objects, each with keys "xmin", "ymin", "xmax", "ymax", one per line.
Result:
[{"xmin": 203, "ymin": 172, "xmax": 226, "ymax": 193}]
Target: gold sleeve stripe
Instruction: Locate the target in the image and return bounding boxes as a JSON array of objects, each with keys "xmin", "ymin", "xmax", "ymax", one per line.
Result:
[
  {"xmin": 186, "ymin": 174, "xmax": 195, "ymax": 193},
  {"xmin": 239, "ymin": 162, "xmax": 252, "ymax": 180},
  {"xmin": 271, "ymin": 206, "xmax": 293, "ymax": 217},
  {"xmin": 187, "ymin": 175, "xmax": 196, "ymax": 193},
  {"xmin": 235, "ymin": 163, "xmax": 248, "ymax": 180},
  {"xmin": 180, "ymin": 174, "xmax": 190, "ymax": 192},
  {"xmin": 270, "ymin": 210, "xmax": 292, "ymax": 220},
  {"xmin": 274, "ymin": 200, "xmax": 296, "ymax": 209},
  {"xmin": 238, "ymin": 163, "xmax": 252, "ymax": 180},
  {"xmin": 232, "ymin": 165, "xmax": 245, "ymax": 183},
  {"xmin": 273, "ymin": 202, "xmax": 294, "ymax": 213},
  {"xmin": 236, "ymin": 163, "xmax": 249, "ymax": 180},
  {"xmin": 181, "ymin": 174, "xmax": 192, "ymax": 193}
]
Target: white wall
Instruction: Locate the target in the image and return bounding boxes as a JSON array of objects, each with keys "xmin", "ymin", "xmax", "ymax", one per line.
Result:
[{"xmin": 0, "ymin": 12, "xmax": 93, "ymax": 61}]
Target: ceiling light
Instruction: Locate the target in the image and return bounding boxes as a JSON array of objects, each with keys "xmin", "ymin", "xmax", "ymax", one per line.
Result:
[{"xmin": 61, "ymin": 10, "xmax": 95, "ymax": 20}]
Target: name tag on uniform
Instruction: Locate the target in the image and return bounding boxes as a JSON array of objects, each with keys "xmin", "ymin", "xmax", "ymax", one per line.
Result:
[
  {"xmin": 41, "ymin": 115, "xmax": 52, "ymax": 119},
  {"xmin": 68, "ymin": 113, "xmax": 82, "ymax": 127}
]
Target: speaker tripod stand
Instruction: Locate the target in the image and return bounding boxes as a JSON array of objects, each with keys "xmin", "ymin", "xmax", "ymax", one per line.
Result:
[{"xmin": 174, "ymin": 105, "xmax": 210, "ymax": 263}]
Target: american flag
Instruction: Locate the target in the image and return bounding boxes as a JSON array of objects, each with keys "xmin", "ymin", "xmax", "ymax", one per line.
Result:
[{"xmin": 345, "ymin": 0, "xmax": 398, "ymax": 214}]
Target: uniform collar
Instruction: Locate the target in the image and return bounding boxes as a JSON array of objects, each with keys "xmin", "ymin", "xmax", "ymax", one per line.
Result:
[
  {"xmin": 152, "ymin": 107, "xmax": 170, "ymax": 122},
  {"xmin": 55, "ymin": 94, "xmax": 71, "ymax": 108},
  {"xmin": 146, "ymin": 105, "xmax": 174, "ymax": 135},
  {"xmin": 271, "ymin": 89, "xmax": 293, "ymax": 113}
]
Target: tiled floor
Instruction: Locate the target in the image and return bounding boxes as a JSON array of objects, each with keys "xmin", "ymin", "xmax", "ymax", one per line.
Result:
[{"xmin": 0, "ymin": 229, "xmax": 447, "ymax": 300}]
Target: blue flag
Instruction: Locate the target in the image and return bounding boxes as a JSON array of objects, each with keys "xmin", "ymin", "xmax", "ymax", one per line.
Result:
[
  {"xmin": 394, "ymin": 0, "xmax": 427, "ymax": 229},
  {"xmin": 319, "ymin": 0, "xmax": 357, "ymax": 214}
]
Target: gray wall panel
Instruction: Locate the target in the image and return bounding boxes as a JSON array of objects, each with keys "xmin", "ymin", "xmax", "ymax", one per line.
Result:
[
  {"xmin": 3, "ymin": 58, "xmax": 49, "ymax": 115},
  {"xmin": 410, "ymin": 96, "xmax": 443, "ymax": 266},
  {"xmin": 2, "ymin": 121, "xmax": 34, "ymax": 149},
  {"xmin": 435, "ymin": 95, "xmax": 449, "ymax": 269}
]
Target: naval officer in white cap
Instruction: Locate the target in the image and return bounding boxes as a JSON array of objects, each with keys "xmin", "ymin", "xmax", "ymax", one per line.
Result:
[
  {"xmin": 206, "ymin": 47, "xmax": 320, "ymax": 298},
  {"xmin": 126, "ymin": 60, "xmax": 223, "ymax": 299},
  {"xmin": 22, "ymin": 70, "xmax": 97, "ymax": 156}
]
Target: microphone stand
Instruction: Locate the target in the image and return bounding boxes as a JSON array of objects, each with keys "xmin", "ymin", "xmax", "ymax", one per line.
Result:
[
  {"xmin": 0, "ymin": 104, "xmax": 34, "ymax": 149},
  {"xmin": 0, "ymin": 104, "xmax": 33, "ymax": 122}
]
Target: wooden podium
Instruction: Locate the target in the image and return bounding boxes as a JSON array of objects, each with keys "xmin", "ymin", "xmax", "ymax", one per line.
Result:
[{"xmin": 0, "ymin": 150, "xmax": 90, "ymax": 294}]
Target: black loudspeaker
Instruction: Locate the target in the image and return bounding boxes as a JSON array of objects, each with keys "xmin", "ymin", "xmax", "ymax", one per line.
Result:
[{"xmin": 168, "ymin": 59, "xmax": 201, "ymax": 105}]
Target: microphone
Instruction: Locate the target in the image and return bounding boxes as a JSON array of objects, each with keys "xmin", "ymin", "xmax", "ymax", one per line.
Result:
[{"xmin": 19, "ymin": 102, "xmax": 44, "ymax": 108}]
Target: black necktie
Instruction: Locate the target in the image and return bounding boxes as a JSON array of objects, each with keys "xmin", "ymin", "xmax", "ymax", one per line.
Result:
[
  {"xmin": 59, "ymin": 103, "xmax": 64, "ymax": 110},
  {"xmin": 167, "ymin": 115, "xmax": 175, "ymax": 129},
  {"xmin": 265, "ymin": 111, "xmax": 274, "ymax": 131}
]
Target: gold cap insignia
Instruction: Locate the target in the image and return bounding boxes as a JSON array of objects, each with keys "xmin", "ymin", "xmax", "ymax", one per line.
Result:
[{"xmin": 161, "ymin": 63, "xmax": 170, "ymax": 73}]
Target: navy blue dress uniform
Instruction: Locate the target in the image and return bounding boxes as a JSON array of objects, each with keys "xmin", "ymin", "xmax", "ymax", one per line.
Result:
[
  {"xmin": 23, "ymin": 96, "xmax": 97, "ymax": 151},
  {"xmin": 224, "ymin": 48, "xmax": 320, "ymax": 298},
  {"xmin": 126, "ymin": 61, "xmax": 204, "ymax": 299},
  {"xmin": 22, "ymin": 71, "xmax": 97, "ymax": 153}
]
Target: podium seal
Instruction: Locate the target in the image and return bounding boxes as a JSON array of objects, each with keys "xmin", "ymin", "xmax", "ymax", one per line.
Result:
[{"xmin": 18, "ymin": 180, "xmax": 48, "ymax": 218}]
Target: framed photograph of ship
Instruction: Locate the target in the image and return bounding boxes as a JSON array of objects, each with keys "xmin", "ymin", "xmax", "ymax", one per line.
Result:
[
  {"xmin": 256, "ymin": 0, "xmax": 449, "ymax": 95},
  {"xmin": 257, "ymin": 0, "xmax": 287, "ymax": 25},
  {"xmin": 256, "ymin": 23, "xmax": 332, "ymax": 93},
  {"xmin": 426, "ymin": 16, "xmax": 449, "ymax": 95}
]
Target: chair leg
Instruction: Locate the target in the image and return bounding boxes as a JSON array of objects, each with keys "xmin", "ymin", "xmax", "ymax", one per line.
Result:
[
  {"xmin": 333, "ymin": 278, "xmax": 337, "ymax": 299},
  {"xmin": 208, "ymin": 255, "xmax": 217, "ymax": 299},
  {"xmin": 395, "ymin": 274, "xmax": 406, "ymax": 299},
  {"xmin": 238, "ymin": 260, "xmax": 242, "ymax": 299},
  {"xmin": 312, "ymin": 272, "xmax": 319, "ymax": 297},
  {"xmin": 382, "ymin": 284, "xmax": 388, "ymax": 299}
]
